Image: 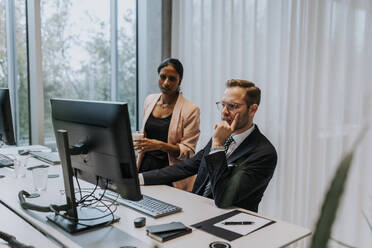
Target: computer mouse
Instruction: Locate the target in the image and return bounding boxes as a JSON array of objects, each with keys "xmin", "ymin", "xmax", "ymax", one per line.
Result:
[{"xmin": 134, "ymin": 217, "xmax": 146, "ymax": 228}]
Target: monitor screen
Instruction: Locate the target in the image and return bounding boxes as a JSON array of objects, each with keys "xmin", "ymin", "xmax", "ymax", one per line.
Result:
[
  {"xmin": 0, "ymin": 88, "xmax": 16, "ymax": 146},
  {"xmin": 51, "ymin": 98, "xmax": 141, "ymax": 201}
]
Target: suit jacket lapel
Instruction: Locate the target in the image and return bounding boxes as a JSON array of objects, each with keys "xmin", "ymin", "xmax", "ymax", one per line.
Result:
[
  {"xmin": 141, "ymin": 94, "xmax": 161, "ymax": 130},
  {"xmin": 168, "ymin": 94, "xmax": 184, "ymax": 144},
  {"xmin": 227, "ymin": 127, "xmax": 260, "ymax": 165}
]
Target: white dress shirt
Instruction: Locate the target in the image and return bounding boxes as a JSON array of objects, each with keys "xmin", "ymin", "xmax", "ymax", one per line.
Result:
[{"xmin": 210, "ymin": 124, "xmax": 256, "ymax": 158}]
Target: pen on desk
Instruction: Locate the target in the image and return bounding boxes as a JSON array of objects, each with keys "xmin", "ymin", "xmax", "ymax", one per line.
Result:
[{"xmin": 222, "ymin": 221, "xmax": 255, "ymax": 225}]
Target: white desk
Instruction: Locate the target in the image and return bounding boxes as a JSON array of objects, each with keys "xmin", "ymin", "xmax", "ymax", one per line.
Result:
[
  {"xmin": 0, "ymin": 146, "xmax": 311, "ymax": 247},
  {"xmin": 0, "ymin": 200, "xmax": 59, "ymax": 247},
  {"xmin": 0, "ymin": 165, "xmax": 311, "ymax": 248}
]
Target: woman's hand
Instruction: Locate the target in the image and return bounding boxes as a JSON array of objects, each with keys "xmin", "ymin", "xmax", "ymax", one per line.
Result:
[{"xmin": 133, "ymin": 138, "xmax": 165, "ymax": 152}]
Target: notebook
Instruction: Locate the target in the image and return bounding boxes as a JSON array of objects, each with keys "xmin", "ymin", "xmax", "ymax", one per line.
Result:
[{"xmin": 146, "ymin": 222, "xmax": 192, "ymax": 242}]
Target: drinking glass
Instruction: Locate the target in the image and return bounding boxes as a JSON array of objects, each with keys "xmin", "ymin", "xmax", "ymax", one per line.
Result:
[
  {"xmin": 32, "ymin": 167, "xmax": 49, "ymax": 191},
  {"xmin": 14, "ymin": 157, "xmax": 28, "ymax": 178}
]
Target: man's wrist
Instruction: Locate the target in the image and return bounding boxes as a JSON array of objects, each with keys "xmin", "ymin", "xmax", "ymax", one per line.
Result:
[
  {"xmin": 210, "ymin": 145, "xmax": 224, "ymax": 152},
  {"xmin": 212, "ymin": 138, "xmax": 223, "ymax": 147}
]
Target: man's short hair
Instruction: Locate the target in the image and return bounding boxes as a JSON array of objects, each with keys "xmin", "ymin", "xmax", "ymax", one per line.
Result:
[{"xmin": 226, "ymin": 79, "xmax": 261, "ymax": 106}]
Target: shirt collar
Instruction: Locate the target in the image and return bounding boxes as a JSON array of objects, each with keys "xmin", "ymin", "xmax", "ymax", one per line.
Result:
[{"xmin": 231, "ymin": 124, "xmax": 255, "ymax": 148}]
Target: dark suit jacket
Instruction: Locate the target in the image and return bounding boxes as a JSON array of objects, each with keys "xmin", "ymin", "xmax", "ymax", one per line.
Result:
[{"xmin": 142, "ymin": 125, "xmax": 277, "ymax": 212}]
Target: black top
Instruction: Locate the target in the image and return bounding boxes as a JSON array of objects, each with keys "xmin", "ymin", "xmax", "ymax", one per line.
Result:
[{"xmin": 139, "ymin": 113, "xmax": 172, "ymax": 173}]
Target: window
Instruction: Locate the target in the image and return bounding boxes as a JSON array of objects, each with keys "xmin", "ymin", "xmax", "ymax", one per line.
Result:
[
  {"xmin": 1, "ymin": 0, "xmax": 29, "ymax": 145},
  {"xmin": 41, "ymin": 0, "xmax": 111, "ymax": 145},
  {"xmin": 118, "ymin": 0, "xmax": 137, "ymax": 129},
  {"xmin": 15, "ymin": 0, "xmax": 29, "ymax": 145},
  {"xmin": 0, "ymin": 0, "xmax": 7, "ymax": 88},
  {"xmin": 2, "ymin": 0, "xmax": 138, "ymax": 146}
]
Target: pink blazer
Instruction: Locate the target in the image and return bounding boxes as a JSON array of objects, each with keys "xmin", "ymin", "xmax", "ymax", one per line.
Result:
[{"xmin": 137, "ymin": 93, "xmax": 200, "ymax": 191}]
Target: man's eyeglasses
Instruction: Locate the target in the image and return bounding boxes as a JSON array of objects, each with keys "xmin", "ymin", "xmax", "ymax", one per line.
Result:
[{"xmin": 216, "ymin": 101, "xmax": 244, "ymax": 112}]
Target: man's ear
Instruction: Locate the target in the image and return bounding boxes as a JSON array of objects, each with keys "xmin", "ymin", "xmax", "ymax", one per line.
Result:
[{"xmin": 250, "ymin": 104, "xmax": 258, "ymax": 115}]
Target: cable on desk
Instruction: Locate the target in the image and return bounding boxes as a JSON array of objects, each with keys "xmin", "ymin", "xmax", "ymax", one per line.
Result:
[
  {"xmin": 79, "ymin": 180, "xmax": 108, "ymax": 207},
  {"xmin": 18, "ymin": 168, "xmax": 118, "ymax": 228},
  {"xmin": 19, "ymin": 188, "xmax": 118, "ymax": 226},
  {"xmin": 74, "ymin": 169, "xmax": 99, "ymax": 205},
  {"xmin": 18, "ymin": 191, "xmax": 69, "ymax": 213},
  {"xmin": 48, "ymin": 203, "xmax": 117, "ymax": 226},
  {"xmin": 71, "ymin": 176, "xmax": 117, "ymax": 225},
  {"xmin": 0, "ymin": 230, "xmax": 34, "ymax": 248},
  {"xmin": 74, "ymin": 168, "xmax": 85, "ymax": 200}
]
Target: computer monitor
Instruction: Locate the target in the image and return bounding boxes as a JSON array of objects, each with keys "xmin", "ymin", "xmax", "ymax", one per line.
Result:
[
  {"xmin": 49, "ymin": 98, "xmax": 141, "ymax": 233},
  {"xmin": 0, "ymin": 88, "xmax": 16, "ymax": 146}
]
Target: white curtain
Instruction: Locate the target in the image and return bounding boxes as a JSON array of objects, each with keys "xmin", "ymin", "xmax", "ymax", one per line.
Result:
[{"xmin": 172, "ymin": 0, "xmax": 372, "ymax": 247}]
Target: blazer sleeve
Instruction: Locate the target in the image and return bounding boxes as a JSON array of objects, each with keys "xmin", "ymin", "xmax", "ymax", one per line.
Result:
[
  {"xmin": 142, "ymin": 148, "xmax": 205, "ymax": 185},
  {"xmin": 177, "ymin": 106, "xmax": 200, "ymax": 160},
  {"xmin": 203, "ymin": 148, "xmax": 277, "ymax": 209}
]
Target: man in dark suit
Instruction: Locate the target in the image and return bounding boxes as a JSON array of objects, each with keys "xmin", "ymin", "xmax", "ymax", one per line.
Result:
[{"xmin": 138, "ymin": 79, "xmax": 277, "ymax": 212}]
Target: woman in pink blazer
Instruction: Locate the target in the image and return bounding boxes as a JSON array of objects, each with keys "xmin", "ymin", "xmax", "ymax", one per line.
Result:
[{"xmin": 134, "ymin": 58, "xmax": 200, "ymax": 191}]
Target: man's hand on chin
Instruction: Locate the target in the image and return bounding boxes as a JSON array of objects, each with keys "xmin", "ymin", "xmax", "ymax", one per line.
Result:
[{"xmin": 212, "ymin": 113, "xmax": 239, "ymax": 147}]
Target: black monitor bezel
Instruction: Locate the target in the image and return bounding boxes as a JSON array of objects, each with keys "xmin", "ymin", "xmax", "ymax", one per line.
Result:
[{"xmin": 0, "ymin": 88, "xmax": 16, "ymax": 146}]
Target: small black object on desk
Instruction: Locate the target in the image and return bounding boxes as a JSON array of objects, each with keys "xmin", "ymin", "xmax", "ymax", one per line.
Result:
[
  {"xmin": 18, "ymin": 149, "xmax": 43, "ymax": 155},
  {"xmin": 146, "ymin": 221, "xmax": 192, "ymax": 242},
  {"xmin": 26, "ymin": 193, "xmax": 40, "ymax": 198},
  {"xmin": 134, "ymin": 217, "xmax": 146, "ymax": 228},
  {"xmin": 18, "ymin": 149, "xmax": 30, "ymax": 155},
  {"xmin": 27, "ymin": 165, "xmax": 49, "ymax": 171},
  {"xmin": 209, "ymin": 241, "xmax": 231, "ymax": 248},
  {"xmin": 222, "ymin": 221, "xmax": 255, "ymax": 225}
]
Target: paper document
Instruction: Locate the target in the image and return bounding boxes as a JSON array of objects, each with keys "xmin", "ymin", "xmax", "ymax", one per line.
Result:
[{"xmin": 214, "ymin": 212, "xmax": 273, "ymax": 236}]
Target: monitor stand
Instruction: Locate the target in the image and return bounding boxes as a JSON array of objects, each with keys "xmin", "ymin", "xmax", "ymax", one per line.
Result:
[{"xmin": 47, "ymin": 130, "xmax": 119, "ymax": 234}]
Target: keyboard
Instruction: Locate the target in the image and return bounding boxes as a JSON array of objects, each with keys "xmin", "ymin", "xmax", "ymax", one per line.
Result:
[
  {"xmin": 0, "ymin": 154, "xmax": 13, "ymax": 167},
  {"xmin": 103, "ymin": 191, "xmax": 182, "ymax": 218},
  {"xmin": 29, "ymin": 151, "xmax": 60, "ymax": 165}
]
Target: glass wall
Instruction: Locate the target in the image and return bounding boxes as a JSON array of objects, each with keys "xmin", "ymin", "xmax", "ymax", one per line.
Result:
[
  {"xmin": 2, "ymin": 0, "xmax": 139, "ymax": 145},
  {"xmin": 118, "ymin": 0, "xmax": 137, "ymax": 129},
  {"xmin": 0, "ymin": 0, "xmax": 29, "ymax": 144},
  {"xmin": 40, "ymin": 0, "xmax": 137, "ymax": 145},
  {"xmin": 15, "ymin": 0, "xmax": 29, "ymax": 145},
  {"xmin": 0, "ymin": 0, "xmax": 7, "ymax": 88},
  {"xmin": 40, "ymin": 0, "xmax": 111, "ymax": 144}
]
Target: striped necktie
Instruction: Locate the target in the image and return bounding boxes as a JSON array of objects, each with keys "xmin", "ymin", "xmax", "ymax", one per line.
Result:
[
  {"xmin": 202, "ymin": 136, "xmax": 235, "ymax": 197},
  {"xmin": 224, "ymin": 136, "xmax": 235, "ymax": 153}
]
